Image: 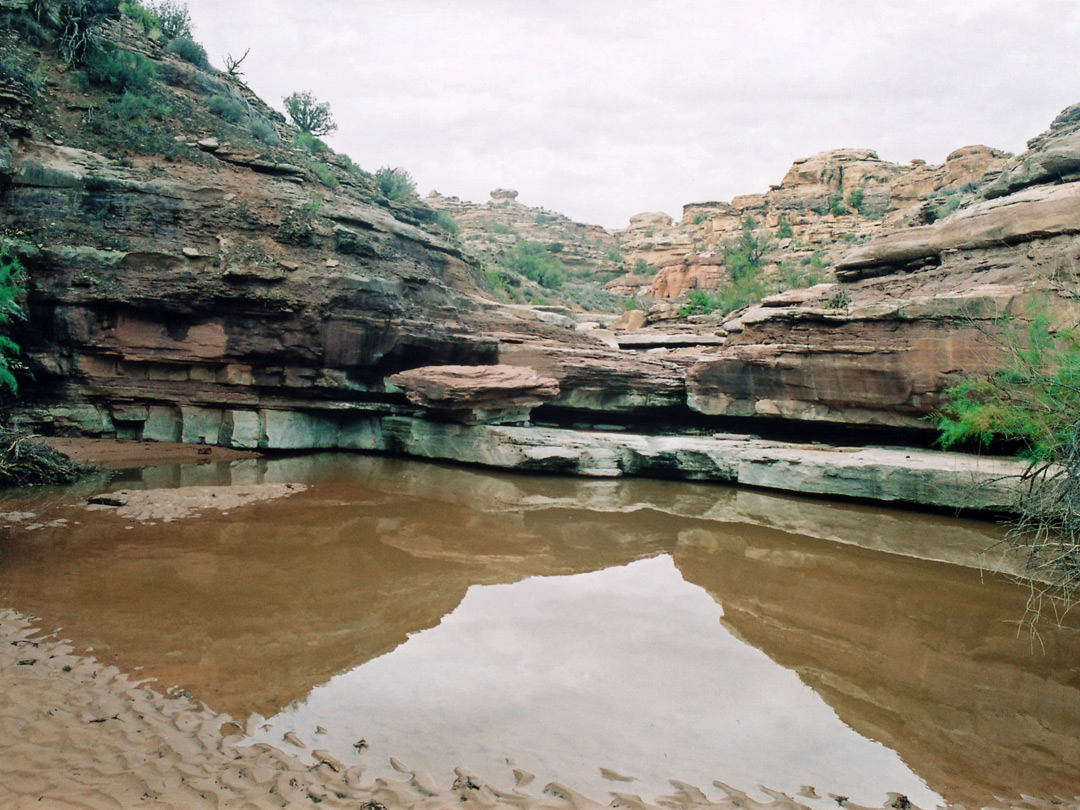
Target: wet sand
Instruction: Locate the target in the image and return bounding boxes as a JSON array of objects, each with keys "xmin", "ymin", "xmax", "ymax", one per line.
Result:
[
  {"xmin": 43, "ymin": 437, "xmax": 261, "ymax": 469},
  {"xmin": 3, "ymin": 605, "xmax": 879, "ymax": 810}
]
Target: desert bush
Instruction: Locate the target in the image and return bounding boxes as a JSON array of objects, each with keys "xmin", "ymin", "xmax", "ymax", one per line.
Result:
[
  {"xmin": 57, "ymin": 0, "xmax": 121, "ymax": 65},
  {"xmin": 375, "ymin": 166, "xmax": 416, "ymax": 202},
  {"xmin": 80, "ymin": 43, "xmax": 155, "ymax": 92},
  {"xmin": 828, "ymin": 195, "xmax": 849, "ymax": 217},
  {"xmin": 432, "ymin": 210, "xmax": 459, "ymax": 237},
  {"xmin": 0, "ymin": 428, "xmax": 95, "ymax": 488},
  {"xmin": 110, "ymin": 89, "xmax": 169, "ymax": 121},
  {"xmin": 500, "ymin": 241, "xmax": 566, "ymax": 290},
  {"xmin": 935, "ymin": 308, "xmax": 1080, "ymax": 625},
  {"xmin": 283, "ymin": 90, "xmax": 337, "ymax": 136},
  {"xmin": 776, "ymin": 218, "xmax": 794, "ymax": 240},
  {"xmin": 313, "ymin": 163, "xmax": 338, "ymax": 188},
  {"xmin": 249, "ymin": 116, "xmax": 278, "ymax": 144},
  {"xmin": 166, "ymin": 35, "xmax": 209, "ymax": 69},
  {"xmin": 722, "ymin": 217, "xmax": 770, "ymax": 281},
  {"xmin": 120, "ymin": 0, "xmax": 160, "ymax": 34},
  {"xmin": 208, "ymin": 92, "xmax": 245, "ymax": 123},
  {"xmin": 148, "ymin": 0, "xmax": 190, "ymax": 40}
]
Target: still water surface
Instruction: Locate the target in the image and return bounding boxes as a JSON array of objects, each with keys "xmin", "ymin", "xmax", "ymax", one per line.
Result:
[{"xmin": 1, "ymin": 453, "xmax": 1079, "ymax": 806}]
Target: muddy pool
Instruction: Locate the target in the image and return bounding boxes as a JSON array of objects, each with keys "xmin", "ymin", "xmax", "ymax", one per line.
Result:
[{"xmin": 1, "ymin": 453, "xmax": 1078, "ymax": 806}]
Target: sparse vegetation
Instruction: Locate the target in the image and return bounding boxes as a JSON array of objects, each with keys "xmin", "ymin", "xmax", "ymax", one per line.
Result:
[
  {"xmin": 776, "ymin": 219, "xmax": 794, "ymax": 240},
  {"xmin": 935, "ymin": 308, "xmax": 1080, "ymax": 626},
  {"xmin": 500, "ymin": 241, "xmax": 567, "ymax": 290},
  {"xmin": 0, "ymin": 239, "xmax": 26, "ymax": 395},
  {"xmin": 147, "ymin": 0, "xmax": 191, "ymax": 40},
  {"xmin": 276, "ymin": 201, "xmax": 321, "ymax": 246},
  {"xmin": 0, "ymin": 429, "xmax": 95, "ymax": 488},
  {"xmin": 828, "ymin": 195, "xmax": 849, "ymax": 217},
  {"xmin": 208, "ymin": 92, "xmax": 246, "ymax": 123},
  {"xmin": 375, "ymin": 166, "xmax": 416, "ymax": 202},
  {"xmin": 312, "ymin": 163, "xmax": 338, "ymax": 189},
  {"xmin": 80, "ymin": 43, "xmax": 156, "ymax": 93},
  {"xmin": 165, "ymin": 35, "xmax": 209, "ymax": 69},
  {"xmin": 283, "ymin": 90, "xmax": 337, "ymax": 137}
]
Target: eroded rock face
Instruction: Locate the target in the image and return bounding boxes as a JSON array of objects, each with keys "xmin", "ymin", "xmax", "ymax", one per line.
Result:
[{"xmin": 388, "ymin": 364, "xmax": 560, "ymax": 424}]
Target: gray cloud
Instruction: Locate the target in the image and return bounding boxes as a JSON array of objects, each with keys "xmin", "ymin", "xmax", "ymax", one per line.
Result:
[{"xmin": 184, "ymin": 0, "xmax": 1080, "ymax": 226}]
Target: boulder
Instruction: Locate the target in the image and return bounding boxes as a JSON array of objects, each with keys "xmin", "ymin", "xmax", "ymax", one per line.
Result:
[{"xmin": 388, "ymin": 364, "xmax": 560, "ymax": 425}]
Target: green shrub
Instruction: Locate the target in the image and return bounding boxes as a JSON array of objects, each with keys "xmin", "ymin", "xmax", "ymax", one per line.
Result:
[
  {"xmin": 722, "ymin": 217, "xmax": 771, "ymax": 282},
  {"xmin": 846, "ymin": 188, "xmax": 866, "ymax": 215},
  {"xmin": 249, "ymin": 117, "xmax": 278, "ymax": 144},
  {"xmin": 81, "ymin": 43, "xmax": 156, "ymax": 92},
  {"xmin": 283, "ymin": 90, "xmax": 337, "ymax": 136},
  {"xmin": 632, "ymin": 258, "xmax": 653, "ymax": 275},
  {"xmin": 148, "ymin": 0, "xmax": 191, "ymax": 40},
  {"xmin": 0, "ymin": 240, "xmax": 26, "ymax": 395},
  {"xmin": 490, "ymin": 223, "xmax": 512, "ymax": 235},
  {"xmin": 535, "ymin": 213, "xmax": 557, "ymax": 225},
  {"xmin": 935, "ymin": 309, "xmax": 1080, "ymax": 622},
  {"xmin": 828, "ymin": 195, "xmax": 849, "ymax": 216},
  {"xmin": 121, "ymin": 0, "xmax": 160, "ymax": 34},
  {"xmin": 692, "ymin": 213, "xmax": 707, "ymax": 225},
  {"xmin": 313, "ymin": 163, "xmax": 338, "ymax": 188},
  {"xmin": 293, "ymin": 131, "xmax": 327, "ymax": 154},
  {"xmin": 57, "ymin": 0, "xmax": 122, "ymax": 65},
  {"xmin": 433, "ymin": 210, "xmax": 459, "ymax": 236},
  {"xmin": 500, "ymin": 241, "xmax": 566, "ymax": 290},
  {"xmin": 110, "ymin": 90, "xmax": 169, "ymax": 121},
  {"xmin": 776, "ymin": 219, "xmax": 794, "ymax": 240},
  {"xmin": 208, "ymin": 92, "xmax": 246, "ymax": 123},
  {"xmin": 376, "ymin": 166, "xmax": 416, "ymax": 201},
  {"xmin": 825, "ymin": 288, "xmax": 850, "ymax": 310},
  {"xmin": 166, "ymin": 35, "xmax": 209, "ymax": 69}
]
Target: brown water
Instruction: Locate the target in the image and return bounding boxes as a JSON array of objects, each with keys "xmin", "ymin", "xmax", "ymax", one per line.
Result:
[{"xmin": 1, "ymin": 453, "xmax": 1079, "ymax": 806}]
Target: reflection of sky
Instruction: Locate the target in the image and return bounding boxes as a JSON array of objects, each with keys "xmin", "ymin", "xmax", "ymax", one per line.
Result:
[{"xmin": 248, "ymin": 555, "xmax": 940, "ymax": 805}]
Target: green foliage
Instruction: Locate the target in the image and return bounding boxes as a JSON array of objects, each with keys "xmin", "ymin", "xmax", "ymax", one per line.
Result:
[
  {"xmin": 208, "ymin": 92, "xmax": 246, "ymax": 123},
  {"xmin": 935, "ymin": 310, "xmax": 1080, "ymax": 622},
  {"xmin": 926, "ymin": 194, "xmax": 963, "ymax": 223},
  {"xmin": 283, "ymin": 90, "xmax": 337, "ymax": 136},
  {"xmin": 109, "ymin": 89, "xmax": 169, "ymax": 121},
  {"xmin": 825, "ymin": 288, "xmax": 851, "ymax": 310},
  {"xmin": 375, "ymin": 166, "xmax": 415, "ymax": 202},
  {"xmin": 81, "ymin": 42, "xmax": 155, "ymax": 92},
  {"xmin": 692, "ymin": 213, "xmax": 707, "ymax": 225},
  {"xmin": 828, "ymin": 195, "xmax": 849, "ymax": 216},
  {"xmin": 0, "ymin": 240, "xmax": 26, "ymax": 395},
  {"xmin": 432, "ymin": 210, "xmax": 459, "ymax": 237},
  {"xmin": 776, "ymin": 218, "xmax": 794, "ymax": 240},
  {"xmin": 166, "ymin": 35, "xmax": 209, "ymax": 69},
  {"xmin": 312, "ymin": 163, "xmax": 338, "ymax": 188},
  {"xmin": 722, "ymin": 217, "xmax": 771, "ymax": 282},
  {"xmin": 845, "ymin": 188, "xmax": 866, "ymax": 215},
  {"xmin": 605, "ymin": 249, "xmax": 622, "ymax": 264},
  {"xmin": 500, "ymin": 241, "xmax": 566, "ymax": 290},
  {"xmin": 632, "ymin": 258, "xmax": 654, "ymax": 275},
  {"xmin": 936, "ymin": 313, "xmax": 1080, "ymax": 461},
  {"xmin": 147, "ymin": 0, "xmax": 190, "ymax": 40},
  {"xmin": 246, "ymin": 116, "xmax": 274, "ymax": 143},
  {"xmin": 778, "ymin": 260, "xmax": 823, "ymax": 290},
  {"xmin": 120, "ymin": 0, "xmax": 160, "ymax": 34},
  {"xmin": 490, "ymin": 223, "xmax": 512, "ymax": 235},
  {"xmin": 535, "ymin": 213, "xmax": 557, "ymax": 225},
  {"xmin": 292, "ymin": 131, "xmax": 327, "ymax": 154}
]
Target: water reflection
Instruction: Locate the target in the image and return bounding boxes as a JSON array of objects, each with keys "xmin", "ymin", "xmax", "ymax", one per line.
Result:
[
  {"xmin": 249, "ymin": 555, "xmax": 939, "ymax": 805},
  {"xmin": 0, "ymin": 454, "xmax": 1077, "ymax": 806}
]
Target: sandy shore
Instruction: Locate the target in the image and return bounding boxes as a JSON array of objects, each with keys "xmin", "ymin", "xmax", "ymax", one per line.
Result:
[
  {"xmin": 4, "ymin": 608, "xmax": 855, "ymax": 810},
  {"xmin": 42, "ymin": 437, "xmax": 261, "ymax": 470}
]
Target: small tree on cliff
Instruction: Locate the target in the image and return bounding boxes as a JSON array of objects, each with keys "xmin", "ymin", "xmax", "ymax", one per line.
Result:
[{"xmin": 283, "ymin": 91, "xmax": 337, "ymax": 137}]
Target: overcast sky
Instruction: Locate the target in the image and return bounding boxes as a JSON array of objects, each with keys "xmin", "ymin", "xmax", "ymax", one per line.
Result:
[{"xmin": 182, "ymin": 0, "xmax": 1080, "ymax": 228}]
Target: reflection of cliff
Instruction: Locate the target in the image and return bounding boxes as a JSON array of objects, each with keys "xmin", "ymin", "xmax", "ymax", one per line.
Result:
[
  {"xmin": 0, "ymin": 457, "xmax": 675, "ymax": 719},
  {"xmin": 673, "ymin": 527, "xmax": 1080, "ymax": 807}
]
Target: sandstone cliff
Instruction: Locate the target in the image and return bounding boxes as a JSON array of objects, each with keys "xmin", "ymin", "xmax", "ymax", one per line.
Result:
[{"xmin": 3, "ymin": 6, "xmax": 1078, "ymax": 511}]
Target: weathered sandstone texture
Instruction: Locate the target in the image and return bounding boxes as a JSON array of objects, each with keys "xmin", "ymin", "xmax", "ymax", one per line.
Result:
[{"xmin": 4, "ymin": 15, "xmax": 1078, "ymax": 511}]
